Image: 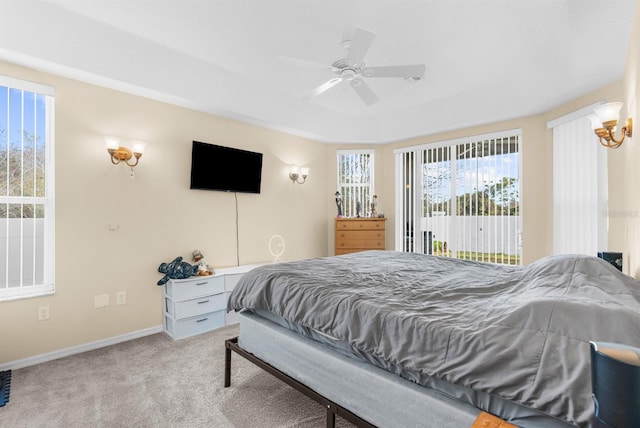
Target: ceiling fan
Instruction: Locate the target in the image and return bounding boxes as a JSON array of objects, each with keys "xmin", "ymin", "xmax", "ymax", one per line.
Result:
[{"xmin": 282, "ymin": 28, "xmax": 426, "ymax": 106}]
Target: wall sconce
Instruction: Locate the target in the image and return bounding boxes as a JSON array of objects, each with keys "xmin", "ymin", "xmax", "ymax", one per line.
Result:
[
  {"xmin": 289, "ymin": 165, "xmax": 309, "ymax": 184},
  {"xmin": 105, "ymin": 137, "xmax": 146, "ymax": 177},
  {"xmin": 588, "ymin": 102, "xmax": 633, "ymax": 149}
]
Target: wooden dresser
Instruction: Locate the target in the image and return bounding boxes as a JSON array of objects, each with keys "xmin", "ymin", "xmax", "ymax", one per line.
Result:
[{"xmin": 335, "ymin": 218, "xmax": 387, "ymax": 255}]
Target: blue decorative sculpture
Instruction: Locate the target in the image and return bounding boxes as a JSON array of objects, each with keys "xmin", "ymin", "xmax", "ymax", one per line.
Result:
[{"xmin": 157, "ymin": 256, "xmax": 199, "ymax": 286}]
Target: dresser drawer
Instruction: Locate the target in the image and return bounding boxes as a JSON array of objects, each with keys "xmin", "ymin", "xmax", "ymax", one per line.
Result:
[
  {"xmin": 164, "ymin": 310, "xmax": 225, "ymax": 339},
  {"xmin": 336, "ymin": 248, "xmax": 362, "ymax": 255},
  {"xmin": 336, "ymin": 230, "xmax": 384, "ymax": 240},
  {"xmin": 165, "ymin": 292, "xmax": 226, "ymax": 319},
  {"xmin": 336, "ymin": 220, "xmax": 385, "ymax": 230},
  {"xmin": 336, "ymin": 239, "xmax": 385, "ymax": 250},
  {"xmin": 165, "ymin": 276, "xmax": 224, "ymax": 300}
]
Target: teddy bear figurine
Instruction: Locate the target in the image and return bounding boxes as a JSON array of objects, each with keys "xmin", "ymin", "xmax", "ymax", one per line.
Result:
[
  {"xmin": 192, "ymin": 250, "xmax": 214, "ymax": 276},
  {"xmin": 156, "ymin": 256, "xmax": 199, "ymax": 286}
]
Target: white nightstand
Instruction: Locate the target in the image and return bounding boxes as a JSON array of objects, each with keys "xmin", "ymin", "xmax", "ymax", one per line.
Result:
[
  {"xmin": 163, "ymin": 275, "xmax": 226, "ymax": 339},
  {"xmin": 162, "ymin": 263, "xmax": 265, "ymax": 339}
]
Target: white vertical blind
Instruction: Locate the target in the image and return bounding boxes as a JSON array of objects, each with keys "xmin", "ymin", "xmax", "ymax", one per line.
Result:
[
  {"xmin": 337, "ymin": 150, "xmax": 374, "ymax": 218},
  {"xmin": 551, "ymin": 113, "xmax": 607, "ymax": 255},
  {"xmin": 395, "ymin": 130, "xmax": 521, "ymax": 265}
]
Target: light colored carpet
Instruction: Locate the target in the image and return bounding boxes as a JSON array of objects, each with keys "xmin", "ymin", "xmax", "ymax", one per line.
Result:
[{"xmin": 0, "ymin": 325, "xmax": 355, "ymax": 427}]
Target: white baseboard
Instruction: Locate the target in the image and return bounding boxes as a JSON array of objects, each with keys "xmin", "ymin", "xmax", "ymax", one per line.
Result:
[{"xmin": 0, "ymin": 325, "xmax": 163, "ymax": 371}]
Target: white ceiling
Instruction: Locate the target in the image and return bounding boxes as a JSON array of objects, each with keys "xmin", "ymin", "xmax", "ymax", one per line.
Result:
[{"xmin": 0, "ymin": 0, "xmax": 636, "ymax": 143}]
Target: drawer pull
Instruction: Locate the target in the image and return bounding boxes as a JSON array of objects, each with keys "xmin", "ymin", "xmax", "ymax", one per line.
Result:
[
  {"xmin": 196, "ymin": 318, "xmax": 209, "ymax": 323},
  {"xmin": 195, "ymin": 282, "xmax": 209, "ymax": 286},
  {"xmin": 197, "ymin": 300, "xmax": 210, "ymax": 304}
]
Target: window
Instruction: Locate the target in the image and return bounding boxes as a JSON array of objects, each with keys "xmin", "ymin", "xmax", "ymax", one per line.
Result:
[
  {"xmin": 548, "ymin": 103, "xmax": 607, "ymax": 255},
  {"xmin": 395, "ymin": 130, "xmax": 521, "ymax": 265},
  {"xmin": 0, "ymin": 76, "xmax": 55, "ymax": 301},
  {"xmin": 337, "ymin": 150, "xmax": 374, "ymax": 218}
]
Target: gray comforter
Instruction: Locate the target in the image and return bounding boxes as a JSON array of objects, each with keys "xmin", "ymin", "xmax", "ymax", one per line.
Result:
[{"xmin": 227, "ymin": 251, "xmax": 640, "ymax": 427}]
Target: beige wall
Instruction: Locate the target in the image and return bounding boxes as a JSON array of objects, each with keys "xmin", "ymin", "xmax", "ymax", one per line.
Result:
[
  {"xmin": 620, "ymin": 2, "xmax": 640, "ymax": 277},
  {"xmin": 0, "ymin": 61, "xmax": 328, "ymax": 364}
]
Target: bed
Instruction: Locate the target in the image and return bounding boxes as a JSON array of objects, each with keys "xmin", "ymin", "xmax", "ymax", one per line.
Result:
[{"xmin": 225, "ymin": 251, "xmax": 640, "ymax": 427}]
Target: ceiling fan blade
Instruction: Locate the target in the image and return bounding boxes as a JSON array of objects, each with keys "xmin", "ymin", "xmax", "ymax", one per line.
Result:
[
  {"xmin": 350, "ymin": 78, "xmax": 379, "ymax": 105},
  {"xmin": 304, "ymin": 77, "xmax": 343, "ymax": 99},
  {"xmin": 277, "ymin": 56, "xmax": 338, "ymax": 73},
  {"xmin": 346, "ymin": 28, "xmax": 376, "ymax": 63},
  {"xmin": 362, "ymin": 64, "xmax": 426, "ymax": 78}
]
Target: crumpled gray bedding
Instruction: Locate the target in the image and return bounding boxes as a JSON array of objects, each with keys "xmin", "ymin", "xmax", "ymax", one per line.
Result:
[{"xmin": 227, "ymin": 251, "xmax": 640, "ymax": 427}]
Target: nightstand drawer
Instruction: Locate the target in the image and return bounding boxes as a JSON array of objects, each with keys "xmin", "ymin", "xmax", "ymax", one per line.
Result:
[
  {"xmin": 164, "ymin": 310, "xmax": 225, "ymax": 339},
  {"xmin": 165, "ymin": 293, "xmax": 226, "ymax": 319},
  {"xmin": 165, "ymin": 276, "xmax": 224, "ymax": 300}
]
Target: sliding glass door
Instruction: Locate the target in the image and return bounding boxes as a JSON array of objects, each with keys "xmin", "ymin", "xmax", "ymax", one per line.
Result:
[{"xmin": 395, "ymin": 130, "xmax": 521, "ymax": 265}]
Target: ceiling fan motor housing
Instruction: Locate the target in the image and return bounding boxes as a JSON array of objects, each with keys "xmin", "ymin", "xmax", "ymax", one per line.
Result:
[{"xmin": 332, "ymin": 59, "xmax": 364, "ymax": 81}]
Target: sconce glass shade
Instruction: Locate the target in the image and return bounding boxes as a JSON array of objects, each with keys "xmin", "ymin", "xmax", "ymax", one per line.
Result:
[
  {"xmin": 104, "ymin": 136, "xmax": 120, "ymax": 151},
  {"xmin": 132, "ymin": 141, "xmax": 146, "ymax": 155},
  {"xmin": 289, "ymin": 164, "xmax": 308, "ymax": 184},
  {"xmin": 588, "ymin": 114, "xmax": 603, "ymax": 130},
  {"xmin": 594, "ymin": 102, "xmax": 623, "ymax": 127}
]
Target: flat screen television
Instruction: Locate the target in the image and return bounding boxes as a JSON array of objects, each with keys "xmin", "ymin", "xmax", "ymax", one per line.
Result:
[{"xmin": 190, "ymin": 141, "xmax": 263, "ymax": 194}]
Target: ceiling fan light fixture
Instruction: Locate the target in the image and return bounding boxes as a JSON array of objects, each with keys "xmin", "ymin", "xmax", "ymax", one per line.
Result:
[{"xmin": 341, "ymin": 68, "xmax": 356, "ymax": 81}]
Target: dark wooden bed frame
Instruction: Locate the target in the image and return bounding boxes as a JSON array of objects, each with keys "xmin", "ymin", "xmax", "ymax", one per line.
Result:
[{"xmin": 224, "ymin": 336, "xmax": 376, "ymax": 428}]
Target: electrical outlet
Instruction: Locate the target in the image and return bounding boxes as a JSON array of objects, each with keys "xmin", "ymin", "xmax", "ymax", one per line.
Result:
[
  {"xmin": 94, "ymin": 294, "xmax": 110, "ymax": 308},
  {"xmin": 116, "ymin": 291, "xmax": 126, "ymax": 305},
  {"xmin": 38, "ymin": 305, "xmax": 50, "ymax": 321}
]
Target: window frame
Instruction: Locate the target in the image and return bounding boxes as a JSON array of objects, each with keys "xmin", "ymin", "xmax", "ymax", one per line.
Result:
[
  {"xmin": 0, "ymin": 75, "xmax": 55, "ymax": 301},
  {"xmin": 336, "ymin": 149, "xmax": 375, "ymax": 218}
]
